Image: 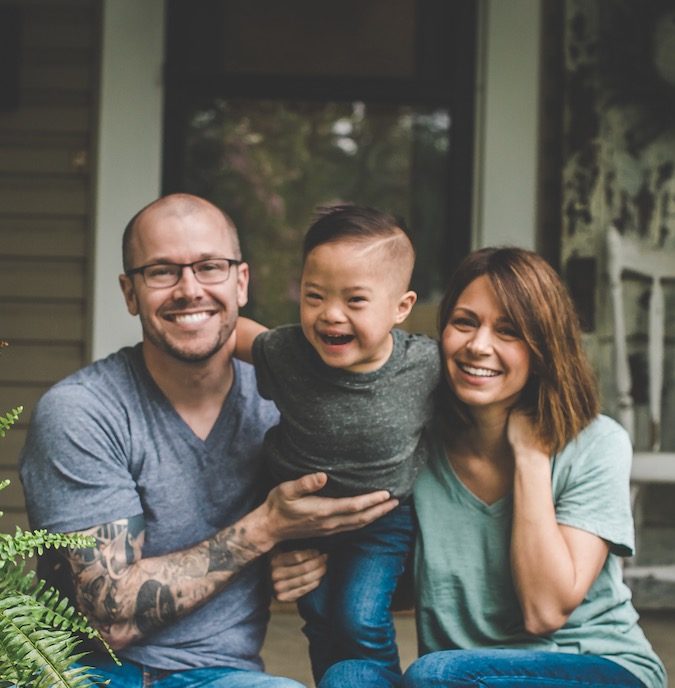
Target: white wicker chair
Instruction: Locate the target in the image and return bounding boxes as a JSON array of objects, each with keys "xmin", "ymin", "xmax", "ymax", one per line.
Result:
[{"xmin": 606, "ymin": 225, "xmax": 675, "ymax": 605}]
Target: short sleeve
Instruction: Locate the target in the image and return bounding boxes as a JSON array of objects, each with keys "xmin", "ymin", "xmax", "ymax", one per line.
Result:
[
  {"xmin": 251, "ymin": 328, "xmax": 277, "ymax": 400},
  {"xmin": 552, "ymin": 417, "xmax": 634, "ymax": 557},
  {"xmin": 251, "ymin": 324, "xmax": 303, "ymax": 403},
  {"xmin": 19, "ymin": 383, "xmax": 143, "ymax": 533}
]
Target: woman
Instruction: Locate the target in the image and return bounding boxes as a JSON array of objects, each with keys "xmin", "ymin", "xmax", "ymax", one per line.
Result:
[{"xmin": 273, "ymin": 247, "xmax": 666, "ymax": 688}]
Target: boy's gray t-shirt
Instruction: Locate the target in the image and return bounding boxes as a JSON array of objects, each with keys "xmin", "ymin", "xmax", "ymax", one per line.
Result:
[
  {"xmin": 19, "ymin": 345, "xmax": 279, "ymax": 672},
  {"xmin": 252, "ymin": 324, "xmax": 441, "ymax": 498}
]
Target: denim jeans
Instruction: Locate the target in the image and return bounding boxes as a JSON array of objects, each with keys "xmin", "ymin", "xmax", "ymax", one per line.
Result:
[
  {"xmin": 318, "ymin": 650, "xmax": 647, "ymax": 688},
  {"xmin": 295, "ymin": 500, "xmax": 415, "ymax": 684},
  {"xmin": 74, "ymin": 657, "xmax": 306, "ymax": 687}
]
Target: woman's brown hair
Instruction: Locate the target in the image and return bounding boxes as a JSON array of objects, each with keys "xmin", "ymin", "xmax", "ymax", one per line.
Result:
[{"xmin": 438, "ymin": 247, "xmax": 600, "ymax": 453}]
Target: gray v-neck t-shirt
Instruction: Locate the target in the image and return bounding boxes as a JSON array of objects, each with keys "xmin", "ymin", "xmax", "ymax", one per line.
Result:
[{"xmin": 20, "ymin": 345, "xmax": 279, "ymax": 671}]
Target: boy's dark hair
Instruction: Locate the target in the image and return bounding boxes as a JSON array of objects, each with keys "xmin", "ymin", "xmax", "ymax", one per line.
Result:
[{"xmin": 302, "ymin": 204, "xmax": 410, "ymax": 260}]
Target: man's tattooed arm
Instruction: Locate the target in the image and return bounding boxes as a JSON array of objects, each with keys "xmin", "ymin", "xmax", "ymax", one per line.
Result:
[
  {"xmin": 63, "ymin": 515, "xmax": 264, "ymax": 650},
  {"xmin": 62, "ymin": 473, "xmax": 399, "ymax": 649}
]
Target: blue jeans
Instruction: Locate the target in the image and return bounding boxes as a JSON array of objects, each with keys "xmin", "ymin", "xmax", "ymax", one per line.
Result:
[
  {"xmin": 74, "ymin": 657, "xmax": 306, "ymax": 687},
  {"xmin": 295, "ymin": 500, "xmax": 415, "ymax": 684},
  {"xmin": 318, "ymin": 651, "xmax": 647, "ymax": 688}
]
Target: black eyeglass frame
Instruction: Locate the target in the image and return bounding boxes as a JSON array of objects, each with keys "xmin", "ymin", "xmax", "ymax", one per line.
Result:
[{"xmin": 125, "ymin": 258, "xmax": 243, "ymax": 288}]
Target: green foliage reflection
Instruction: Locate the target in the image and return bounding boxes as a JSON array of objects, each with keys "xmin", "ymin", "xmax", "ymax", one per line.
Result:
[{"xmin": 183, "ymin": 99, "xmax": 450, "ymax": 326}]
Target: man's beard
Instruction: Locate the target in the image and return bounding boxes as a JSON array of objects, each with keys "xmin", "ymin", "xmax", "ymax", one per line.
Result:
[{"xmin": 141, "ymin": 315, "xmax": 236, "ymax": 364}]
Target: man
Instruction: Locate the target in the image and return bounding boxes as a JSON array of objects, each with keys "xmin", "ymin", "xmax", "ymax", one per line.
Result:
[{"xmin": 20, "ymin": 193, "xmax": 397, "ymax": 687}]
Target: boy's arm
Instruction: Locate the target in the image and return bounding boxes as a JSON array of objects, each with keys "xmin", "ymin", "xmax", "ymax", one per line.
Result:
[{"xmin": 234, "ymin": 317, "xmax": 268, "ymax": 364}]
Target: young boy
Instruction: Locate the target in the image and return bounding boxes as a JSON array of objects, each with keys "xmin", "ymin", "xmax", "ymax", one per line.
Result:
[{"xmin": 237, "ymin": 205, "xmax": 441, "ymax": 683}]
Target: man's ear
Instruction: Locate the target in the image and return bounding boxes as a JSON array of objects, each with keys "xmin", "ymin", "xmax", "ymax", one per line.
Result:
[
  {"xmin": 236, "ymin": 262, "xmax": 250, "ymax": 309},
  {"xmin": 119, "ymin": 274, "xmax": 139, "ymax": 316},
  {"xmin": 394, "ymin": 290, "xmax": 417, "ymax": 324}
]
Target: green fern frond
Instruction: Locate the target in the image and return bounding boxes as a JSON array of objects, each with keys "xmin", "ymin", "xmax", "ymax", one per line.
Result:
[
  {"xmin": 0, "ymin": 561, "xmax": 117, "ymax": 657},
  {"xmin": 31, "ymin": 580, "xmax": 116, "ymax": 657},
  {"xmin": 0, "ymin": 408, "xmax": 22, "ymax": 440},
  {"xmin": 0, "ymin": 610, "xmax": 102, "ymax": 688},
  {"xmin": 0, "ymin": 528, "xmax": 96, "ymax": 568},
  {"xmin": 0, "ymin": 561, "xmax": 35, "ymax": 598},
  {"xmin": 0, "ymin": 584, "xmax": 113, "ymax": 687}
]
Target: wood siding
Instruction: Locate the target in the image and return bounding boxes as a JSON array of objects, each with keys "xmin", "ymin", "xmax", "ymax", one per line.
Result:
[{"xmin": 0, "ymin": 0, "xmax": 100, "ymax": 531}]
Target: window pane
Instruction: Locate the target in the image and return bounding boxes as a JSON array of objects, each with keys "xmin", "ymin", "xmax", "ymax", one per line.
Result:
[{"xmin": 181, "ymin": 98, "xmax": 450, "ymax": 327}]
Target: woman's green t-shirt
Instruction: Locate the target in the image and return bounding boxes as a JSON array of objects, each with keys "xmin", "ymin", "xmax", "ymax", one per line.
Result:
[{"xmin": 413, "ymin": 414, "xmax": 666, "ymax": 688}]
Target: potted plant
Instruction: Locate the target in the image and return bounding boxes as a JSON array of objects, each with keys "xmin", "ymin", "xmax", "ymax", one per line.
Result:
[{"xmin": 0, "ymin": 340, "xmax": 116, "ymax": 687}]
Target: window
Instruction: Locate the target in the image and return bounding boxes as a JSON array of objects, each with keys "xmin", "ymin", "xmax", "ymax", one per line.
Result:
[{"xmin": 165, "ymin": 0, "xmax": 476, "ymax": 326}]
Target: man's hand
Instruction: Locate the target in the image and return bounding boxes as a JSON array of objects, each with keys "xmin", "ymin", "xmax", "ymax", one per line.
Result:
[
  {"xmin": 270, "ymin": 549, "xmax": 328, "ymax": 602},
  {"xmin": 246, "ymin": 472, "xmax": 398, "ymax": 552},
  {"xmin": 63, "ymin": 473, "xmax": 396, "ymax": 649}
]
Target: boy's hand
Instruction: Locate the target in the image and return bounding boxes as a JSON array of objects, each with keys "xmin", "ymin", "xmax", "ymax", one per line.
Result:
[
  {"xmin": 271, "ymin": 548, "xmax": 328, "ymax": 602},
  {"xmin": 248, "ymin": 472, "xmax": 398, "ymax": 552}
]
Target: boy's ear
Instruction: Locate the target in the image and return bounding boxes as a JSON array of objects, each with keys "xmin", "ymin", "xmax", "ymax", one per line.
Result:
[{"xmin": 394, "ymin": 290, "xmax": 417, "ymax": 324}]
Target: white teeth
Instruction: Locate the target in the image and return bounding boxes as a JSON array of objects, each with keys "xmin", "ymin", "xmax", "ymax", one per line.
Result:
[
  {"xmin": 174, "ymin": 312, "xmax": 210, "ymax": 324},
  {"xmin": 459, "ymin": 363, "xmax": 499, "ymax": 377}
]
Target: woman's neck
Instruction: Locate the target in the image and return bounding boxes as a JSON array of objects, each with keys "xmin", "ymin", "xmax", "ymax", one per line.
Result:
[
  {"xmin": 458, "ymin": 407, "xmax": 512, "ymax": 464},
  {"xmin": 447, "ymin": 408, "xmax": 515, "ymax": 505}
]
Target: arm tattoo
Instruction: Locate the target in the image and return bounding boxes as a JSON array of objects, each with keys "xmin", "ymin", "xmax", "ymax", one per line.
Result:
[
  {"xmin": 63, "ymin": 515, "xmax": 264, "ymax": 645},
  {"xmin": 207, "ymin": 525, "xmax": 262, "ymax": 573},
  {"xmin": 65, "ymin": 515, "xmax": 146, "ymax": 627},
  {"xmin": 135, "ymin": 580, "xmax": 177, "ymax": 635}
]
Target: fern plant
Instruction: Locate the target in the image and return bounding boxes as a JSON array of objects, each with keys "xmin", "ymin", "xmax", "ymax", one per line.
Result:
[{"xmin": 0, "ymin": 340, "xmax": 116, "ymax": 687}]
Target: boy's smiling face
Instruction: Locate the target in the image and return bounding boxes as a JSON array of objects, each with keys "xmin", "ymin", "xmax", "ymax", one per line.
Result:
[{"xmin": 300, "ymin": 239, "xmax": 416, "ymax": 373}]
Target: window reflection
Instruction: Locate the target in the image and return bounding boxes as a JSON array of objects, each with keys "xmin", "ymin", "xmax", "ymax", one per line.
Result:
[{"xmin": 182, "ymin": 98, "xmax": 450, "ymax": 326}]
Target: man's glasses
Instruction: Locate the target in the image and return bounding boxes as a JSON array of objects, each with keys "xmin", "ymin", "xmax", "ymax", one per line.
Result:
[{"xmin": 125, "ymin": 258, "xmax": 242, "ymax": 289}]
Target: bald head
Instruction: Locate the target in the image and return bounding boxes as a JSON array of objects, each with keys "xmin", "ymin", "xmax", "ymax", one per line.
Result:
[{"xmin": 122, "ymin": 194, "xmax": 241, "ymax": 272}]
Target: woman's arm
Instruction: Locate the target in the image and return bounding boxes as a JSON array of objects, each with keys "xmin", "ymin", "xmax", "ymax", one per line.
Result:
[
  {"xmin": 508, "ymin": 411, "xmax": 610, "ymax": 635},
  {"xmin": 234, "ymin": 317, "xmax": 268, "ymax": 363}
]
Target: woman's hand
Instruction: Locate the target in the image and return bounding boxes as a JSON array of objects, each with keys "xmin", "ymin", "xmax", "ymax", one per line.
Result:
[
  {"xmin": 506, "ymin": 409, "xmax": 548, "ymax": 458},
  {"xmin": 270, "ymin": 549, "xmax": 328, "ymax": 602}
]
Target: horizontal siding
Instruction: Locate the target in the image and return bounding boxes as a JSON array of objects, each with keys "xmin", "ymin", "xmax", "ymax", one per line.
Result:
[
  {"xmin": 0, "ymin": 260, "xmax": 85, "ymax": 299},
  {"xmin": 0, "ymin": 512, "xmax": 31, "ymax": 535},
  {"xmin": 0, "ymin": 181, "xmax": 89, "ymax": 215},
  {"xmin": 0, "ymin": 343, "xmax": 84, "ymax": 385},
  {"xmin": 0, "ymin": 145, "xmax": 89, "ymax": 176},
  {"xmin": 0, "ymin": 302, "xmax": 85, "ymax": 341},
  {"xmin": 0, "ymin": 385, "xmax": 50, "ymax": 427},
  {"xmin": 21, "ymin": 62, "xmax": 93, "ymax": 92},
  {"xmin": 0, "ymin": 468, "xmax": 27, "ymax": 510},
  {"xmin": 0, "ymin": 216, "xmax": 87, "ymax": 257},
  {"xmin": 0, "ymin": 0, "xmax": 99, "ymax": 526},
  {"xmin": 0, "ymin": 429, "xmax": 27, "ymax": 470},
  {"xmin": 18, "ymin": 3, "xmax": 97, "ymax": 52},
  {"xmin": 0, "ymin": 106, "xmax": 90, "ymax": 134}
]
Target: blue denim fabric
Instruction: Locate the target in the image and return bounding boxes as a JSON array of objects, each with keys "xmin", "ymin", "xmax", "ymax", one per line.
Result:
[
  {"xmin": 318, "ymin": 651, "xmax": 647, "ymax": 688},
  {"xmin": 318, "ymin": 659, "xmax": 402, "ymax": 688},
  {"xmin": 296, "ymin": 501, "xmax": 415, "ymax": 684},
  {"xmin": 75, "ymin": 658, "xmax": 306, "ymax": 687}
]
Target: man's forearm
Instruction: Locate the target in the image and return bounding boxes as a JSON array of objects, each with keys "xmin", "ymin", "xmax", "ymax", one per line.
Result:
[
  {"xmin": 66, "ymin": 516, "xmax": 268, "ymax": 649},
  {"xmin": 66, "ymin": 475, "xmax": 396, "ymax": 648}
]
